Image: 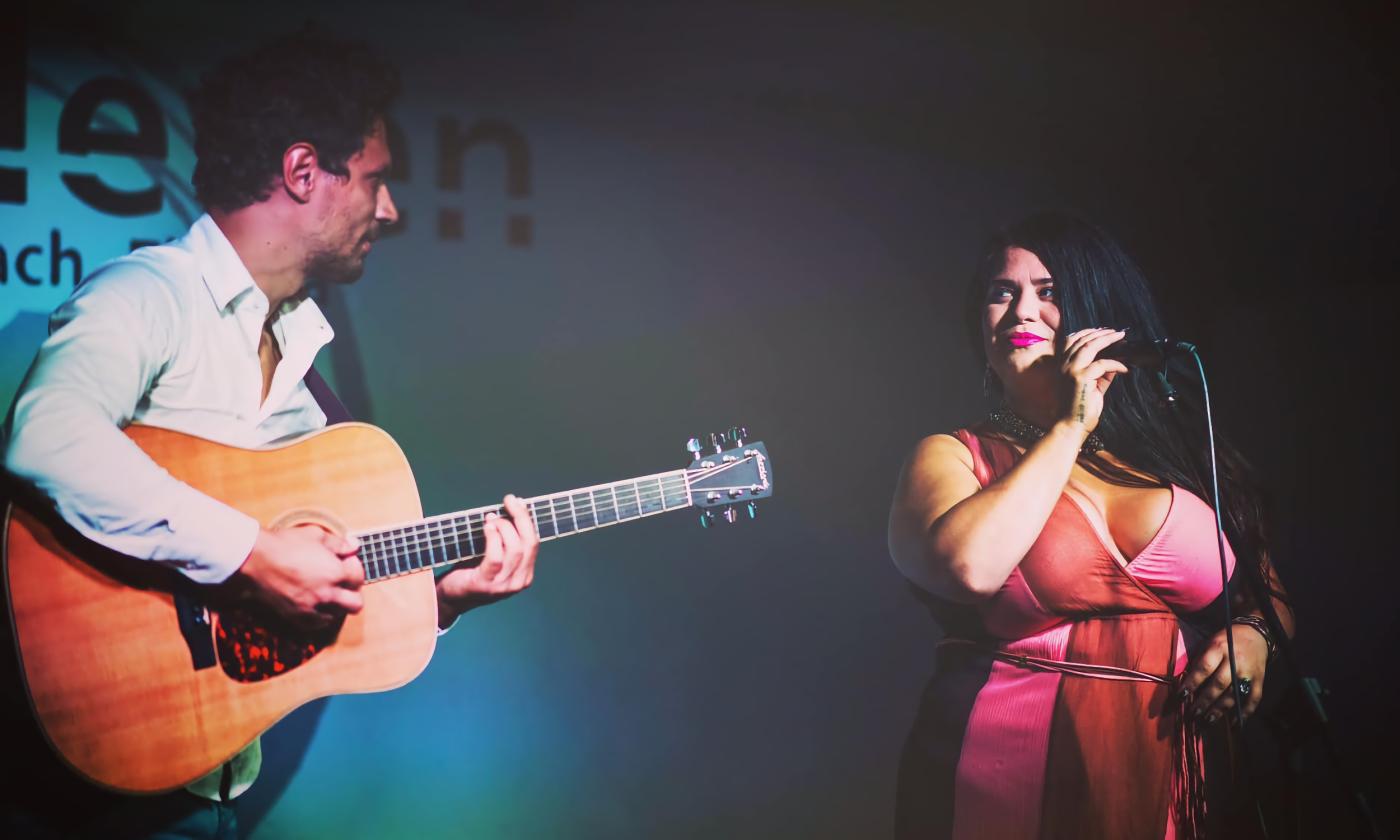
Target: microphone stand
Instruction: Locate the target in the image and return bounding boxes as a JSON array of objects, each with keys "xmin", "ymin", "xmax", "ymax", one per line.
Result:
[
  {"xmin": 1164, "ymin": 352, "xmax": 1382, "ymax": 840},
  {"xmin": 1228, "ymin": 541, "xmax": 1381, "ymax": 840}
]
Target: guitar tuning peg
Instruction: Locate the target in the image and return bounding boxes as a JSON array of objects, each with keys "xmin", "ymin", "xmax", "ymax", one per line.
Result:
[
  {"xmin": 727, "ymin": 426, "xmax": 748, "ymax": 447},
  {"xmin": 746, "ymin": 501, "xmax": 758, "ymax": 520},
  {"xmin": 722, "ymin": 505, "xmax": 738, "ymax": 524},
  {"xmin": 709, "ymin": 432, "xmax": 724, "ymax": 454},
  {"xmin": 699, "ymin": 510, "xmax": 715, "ymax": 528},
  {"xmin": 686, "ymin": 437, "xmax": 704, "ymax": 461}
]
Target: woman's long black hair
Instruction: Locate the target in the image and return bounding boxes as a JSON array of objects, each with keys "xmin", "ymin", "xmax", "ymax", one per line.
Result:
[{"xmin": 966, "ymin": 211, "xmax": 1288, "ymax": 612}]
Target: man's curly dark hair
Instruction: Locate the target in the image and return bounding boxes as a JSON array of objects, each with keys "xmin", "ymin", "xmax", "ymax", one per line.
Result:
[{"xmin": 187, "ymin": 30, "xmax": 400, "ymax": 212}]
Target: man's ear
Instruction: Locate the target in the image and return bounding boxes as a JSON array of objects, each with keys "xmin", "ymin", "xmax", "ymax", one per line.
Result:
[{"xmin": 282, "ymin": 143, "xmax": 319, "ymax": 203}]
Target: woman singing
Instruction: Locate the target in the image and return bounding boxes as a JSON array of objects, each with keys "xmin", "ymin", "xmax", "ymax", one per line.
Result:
[{"xmin": 887, "ymin": 212, "xmax": 1292, "ymax": 839}]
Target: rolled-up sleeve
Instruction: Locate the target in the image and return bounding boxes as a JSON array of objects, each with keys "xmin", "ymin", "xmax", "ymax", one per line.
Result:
[{"xmin": 3, "ymin": 264, "xmax": 259, "ymax": 584}]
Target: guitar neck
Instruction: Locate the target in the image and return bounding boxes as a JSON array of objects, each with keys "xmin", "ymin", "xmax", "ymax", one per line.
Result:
[{"xmin": 353, "ymin": 469, "xmax": 692, "ymax": 582}]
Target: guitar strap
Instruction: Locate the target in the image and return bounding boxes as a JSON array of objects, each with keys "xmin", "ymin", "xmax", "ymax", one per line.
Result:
[{"xmin": 302, "ymin": 365, "xmax": 355, "ymax": 424}]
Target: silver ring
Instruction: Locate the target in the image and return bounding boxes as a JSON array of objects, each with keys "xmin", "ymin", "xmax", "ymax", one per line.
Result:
[{"xmin": 1236, "ymin": 676, "xmax": 1253, "ymax": 698}]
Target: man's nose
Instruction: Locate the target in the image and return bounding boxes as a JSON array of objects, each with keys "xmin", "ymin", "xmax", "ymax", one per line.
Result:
[{"xmin": 377, "ymin": 187, "xmax": 400, "ymax": 226}]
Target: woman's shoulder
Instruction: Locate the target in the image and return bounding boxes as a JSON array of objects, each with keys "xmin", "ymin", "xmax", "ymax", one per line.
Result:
[{"xmin": 903, "ymin": 423, "xmax": 997, "ymax": 473}]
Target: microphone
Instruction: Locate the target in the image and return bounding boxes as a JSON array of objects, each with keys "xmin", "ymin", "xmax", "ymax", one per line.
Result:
[{"xmin": 1099, "ymin": 337, "xmax": 1197, "ymax": 367}]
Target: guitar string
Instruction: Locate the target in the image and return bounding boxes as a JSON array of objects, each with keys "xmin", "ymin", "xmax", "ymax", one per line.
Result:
[
  {"xmin": 358, "ymin": 477, "xmax": 688, "ymax": 546},
  {"xmin": 355, "ymin": 454, "xmax": 757, "ymax": 539},
  {"xmin": 352, "ymin": 455, "xmax": 767, "ymax": 579},
  {"xmin": 356, "ymin": 481, "xmax": 692, "ymax": 576},
  {"xmin": 358, "ymin": 498, "xmax": 690, "ymax": 580},
  {"xmin": 357, "ymin": 474, "xmax": 765, "ymax": 563},
  {"xmin": 360, "ymin": 486, "xmax": 684, "ymax": 550},
  {"xmin": 355, "ymin": 455, "xmax": 764, "ymax": 562}
]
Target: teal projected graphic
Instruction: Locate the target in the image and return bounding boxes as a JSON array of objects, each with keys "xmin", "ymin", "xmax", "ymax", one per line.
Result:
[{"xmin": 0, "ymin": 49, "xmax": 198, "ymax": 400}]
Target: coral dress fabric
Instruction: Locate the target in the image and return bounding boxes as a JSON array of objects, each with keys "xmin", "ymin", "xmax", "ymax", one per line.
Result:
[{"xmin": 896, "ymin": 428, "xmax": 1234, "ymax": 840}]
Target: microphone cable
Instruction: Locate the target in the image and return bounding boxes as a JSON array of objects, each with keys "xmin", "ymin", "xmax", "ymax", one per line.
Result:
[{"xmin": 1185, "ymin": 347, "xmax": 1271, "ymax": 839}]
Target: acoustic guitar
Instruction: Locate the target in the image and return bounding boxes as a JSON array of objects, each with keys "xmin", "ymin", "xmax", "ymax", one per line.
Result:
[{"xmin": 3, "ymin": 422, "xmax": 772, "ymax": 794}]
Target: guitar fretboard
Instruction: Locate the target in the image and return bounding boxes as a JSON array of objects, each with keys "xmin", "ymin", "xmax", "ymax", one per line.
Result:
[{"xmin": 354, "ymin": 469, "xmax": 691, "ymax": 582}]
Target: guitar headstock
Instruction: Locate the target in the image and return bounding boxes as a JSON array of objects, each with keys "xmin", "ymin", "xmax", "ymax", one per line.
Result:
[{"xmin": 684, "ymin": 426, "xmax": 773, "ymax": 526}]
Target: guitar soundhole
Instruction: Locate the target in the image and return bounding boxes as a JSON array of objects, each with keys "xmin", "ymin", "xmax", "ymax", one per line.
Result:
[{"xmin": 214, "ymin": 611, "xmax": 336, "ymax": 682}]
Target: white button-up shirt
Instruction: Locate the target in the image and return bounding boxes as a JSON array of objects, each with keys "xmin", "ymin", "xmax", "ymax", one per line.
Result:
[{"xmin": 4, "ymin": 213, "xmax": 334, "ymax": 584}]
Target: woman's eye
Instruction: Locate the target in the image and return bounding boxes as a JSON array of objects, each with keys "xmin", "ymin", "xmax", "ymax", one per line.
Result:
[
  {"xmin": 1038, "ymin": 286, "xmax": 1056, "ymax": 300},
  {"xmin": 987, "ymin": 285, "xmax": 1013, "ymax": 302}
]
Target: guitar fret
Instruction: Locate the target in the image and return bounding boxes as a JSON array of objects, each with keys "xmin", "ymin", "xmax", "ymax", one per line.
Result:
[
  {"xmin": 532, "ymin": 500, "xmax": 552, "ymax": 539},
  {"xmin": 358, "ymin": 462, "xmax": 734, "ymax": 582}
]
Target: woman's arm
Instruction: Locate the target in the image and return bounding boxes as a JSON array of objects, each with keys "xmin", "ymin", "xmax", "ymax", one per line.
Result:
[
  {"xmin": 889, "ymin": 327, "xmax": 1127, "ymax": 602},
  {"xmin": 887, "ymin": 421, "xmax": 1086, "ymax": 602}
]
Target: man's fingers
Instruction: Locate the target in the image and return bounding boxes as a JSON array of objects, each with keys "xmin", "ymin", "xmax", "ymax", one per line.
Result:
[
  {"xmin": 494, "ymin": 510, "xmax": 523, "ymax": 583},
  {"xmin": 479, "ymin": 514, "xmax": 506, "ymax": 579},
  {"xmin": 324, "ymin": 530, "xmax": 359, "ymax": 556},
  {"xmin": 323, "ymin": 586, "xmax": 363, "ymax": 615},
  {"xmin": 502, "ymin": 494, "xmax": 538, "ymax": 543},
  {"xmin": 341, "ymin": 555, "xmax": 366, "ymax": 589}
]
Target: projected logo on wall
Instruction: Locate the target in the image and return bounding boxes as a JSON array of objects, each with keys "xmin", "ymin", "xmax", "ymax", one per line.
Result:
[
  {"xmin": 0, "ymin": 50, "xmax": 534, "ymax": 332},
  {"xmin": 0, "ymin": 52, "xmax": 199, "ymax": 331}
]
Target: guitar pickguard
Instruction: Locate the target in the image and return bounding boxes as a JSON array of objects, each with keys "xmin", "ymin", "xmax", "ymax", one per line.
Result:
[{"xmin": 213, "ymin": 611, "xmax": 334, "ymax": 682}]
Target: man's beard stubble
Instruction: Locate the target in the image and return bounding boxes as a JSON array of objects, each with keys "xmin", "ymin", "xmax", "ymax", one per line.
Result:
[{"xmin": 305, "ymin": 246, "xmax": 367, "ymax": 285}]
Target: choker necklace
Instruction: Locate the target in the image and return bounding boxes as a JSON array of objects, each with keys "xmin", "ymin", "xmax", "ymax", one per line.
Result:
[{"xmin": 986, "ymin": 408, "xmax": 1106, "ymax": 455}]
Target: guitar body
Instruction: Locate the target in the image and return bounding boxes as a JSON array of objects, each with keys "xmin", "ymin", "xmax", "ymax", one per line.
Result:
[{"xmin": 3, "ymin": 423, "xmax": 438, "ymax": 794}]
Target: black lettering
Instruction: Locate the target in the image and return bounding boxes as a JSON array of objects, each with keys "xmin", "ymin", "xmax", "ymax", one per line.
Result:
[
  {"xmin": 50, "ymin": 229, "xmax": 80, "ymax": 285},
  {"xmin": 437, "ymin": 119, "xmax": 529, "ymax": 193},
  {"xmin": 0, "ymin": 20, "xmax": 25, "ymax": 205},
  {"xmin": 0, "ymin": 168, "xmax": 22, "ymax": 206},
  {"xmin": 0, "ymin": 242, "xmax": 7, "ymax": 283},
  {"xmin": 17, "ymin": 244, "xmax": 43, "ymax": 285},
  {"xmin": 58, "ymin": 77, "xmax": 166, "ymax": 216},
  {"xmin": 436, "ymin": 118, "xmax": 532, "ymax": 246}
]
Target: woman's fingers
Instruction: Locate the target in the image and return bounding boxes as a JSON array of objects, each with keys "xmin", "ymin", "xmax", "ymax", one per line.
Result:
[{"xmin": 1064, "ymin": 329, "xmax": 1127, "ymax": 372}]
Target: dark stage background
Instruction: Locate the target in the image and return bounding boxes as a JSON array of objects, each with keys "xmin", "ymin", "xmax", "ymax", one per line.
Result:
[{"xmin": 2, "ymin": 2, "xmax": 1395, "ymax": 837}]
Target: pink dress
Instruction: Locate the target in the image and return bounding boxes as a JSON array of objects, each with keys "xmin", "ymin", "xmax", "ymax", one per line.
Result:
[{"xmin": 896, "ymin": 428, "xmax": 1235, "ymax": 840}]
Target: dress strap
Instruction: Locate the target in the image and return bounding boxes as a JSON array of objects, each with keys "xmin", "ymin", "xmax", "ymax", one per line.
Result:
[{"xmin": 953, "ymin": 428, "xmax": 993, "ymax": 488}]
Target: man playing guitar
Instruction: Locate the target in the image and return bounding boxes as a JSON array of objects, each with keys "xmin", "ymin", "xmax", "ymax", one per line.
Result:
[{"xmin": 2, "ymin": 30, "xmax": 538, "ymax": 838}]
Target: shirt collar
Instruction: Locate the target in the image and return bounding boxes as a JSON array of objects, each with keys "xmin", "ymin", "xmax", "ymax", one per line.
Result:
[
  {"xmin": 185, "ymin": 213, "xmax": 336, "ymax": 353},
  {"xmin": 189, "ymin": 214, "xmax": 260, "ymax": 312}
]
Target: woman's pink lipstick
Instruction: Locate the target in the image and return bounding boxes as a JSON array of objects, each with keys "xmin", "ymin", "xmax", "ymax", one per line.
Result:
[{"xmin": 1008, "ymin": 332, "xmax": 1047, "ymax": 348}]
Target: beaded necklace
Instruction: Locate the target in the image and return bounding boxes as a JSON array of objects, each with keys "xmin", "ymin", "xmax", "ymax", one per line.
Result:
[{"xmin": 986, "ymin": 407, "xmax": 1106, "ymax": 455}]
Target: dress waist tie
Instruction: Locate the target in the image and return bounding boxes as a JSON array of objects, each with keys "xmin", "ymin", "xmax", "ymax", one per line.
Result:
[
  {"xmin": 937, "ymin": 637, "xmax": 1173, "ymax": 684},
  {"xmin": 937, "ymin": 636, "xmax": 1207, "ymax": 839}
]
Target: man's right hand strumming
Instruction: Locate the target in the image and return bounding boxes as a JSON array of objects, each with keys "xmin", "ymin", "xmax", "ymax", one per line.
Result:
[{"xmin": 228, "ymin": 525, "xmax": 365, "ymax": 628}]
